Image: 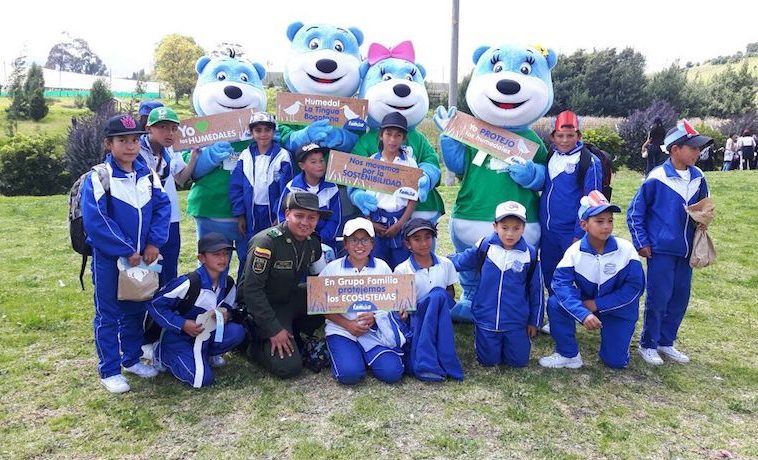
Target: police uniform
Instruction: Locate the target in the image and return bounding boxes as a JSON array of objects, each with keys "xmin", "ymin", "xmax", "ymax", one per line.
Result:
[{"xmin": 241, "ymin": 221, "xmax": 324, "ymax": 378}]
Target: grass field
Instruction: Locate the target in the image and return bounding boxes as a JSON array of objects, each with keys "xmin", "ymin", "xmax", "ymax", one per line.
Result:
[{"xmin": 0, "ymin": 168, "xmax": 756, "ymax": 459}]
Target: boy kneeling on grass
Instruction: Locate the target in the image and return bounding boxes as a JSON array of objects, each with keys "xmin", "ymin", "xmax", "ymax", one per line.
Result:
[
  {"xmin": 148, "ymin": 233, "xmax": 245, "ymax": 388},
  {"xmin": 449, "ymin": 201, "xmax": 543, "ymax": 368},
  {"xmin": 539, "ymin": 191, "xmax": 644, "ymax": 369}
]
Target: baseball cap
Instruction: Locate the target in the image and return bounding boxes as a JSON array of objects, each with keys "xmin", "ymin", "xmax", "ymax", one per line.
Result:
[
  {"xmin": 104, "ymin": 114, "xmax": 147, "ymax": 137},
  {"xmin": 664, "ymin": 119, "xmax": 713, "ymax": 151},
  {"xmin": 295, "ymin": 143, "xmax": 330, "ymax": 163},
  {"xmin": 146, "ymin": 107, "xmax": 180, "ymax": 126},
  {"xmin": 197, "ymin": 232, "xmax": 234, "ymax": 253},
  {"xmin": 578, "ymin": 190, "xmax": 621, "ymax": 221},
  {"xmin": 286, "ymin": 192, "xmax": 332, "ymax": 218},
  {"xmin": 553, "ymin": 110, "xmax": 579, "ymax": 132},
  {"xmin": 249, "ymin": 112, "xmax": 276, "ymax": 129},
  {"xmin": 138, "ymin": 100, "xmax": 163, "ymax": 116},
  {"xmin": 343, "ymin": 217, "xmax": 375, "ymax": 238},
  {"xmin": 402, "ymin": 218, "xmax": 437, "ymax": 239},
  {"xmin": 380, "ymin": 112, "xmax": 408, "ymax": 132},
  {"xmin": 495, "ymin": 201, "xmax": 527, "ymax": 223}
]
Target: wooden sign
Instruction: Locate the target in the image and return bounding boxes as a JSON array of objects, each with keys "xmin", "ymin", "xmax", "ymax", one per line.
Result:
[
  {"xmin": 307, "ymin": 274, "xmax": 416, "ymax": 315},
  {"xmin": 325, "ymin": 150, "xmax": 423, "ymax": 201},
  {"xmin": 276, "ymin": 92, "xmax": 368, "ymax": 130},
  {"xmin": 172, "ymin": 108, "xmax": 257, "ymax": 150},
  {"xmin": 444, "ymin": 111, "xmax": 540, "ymax": 162}
]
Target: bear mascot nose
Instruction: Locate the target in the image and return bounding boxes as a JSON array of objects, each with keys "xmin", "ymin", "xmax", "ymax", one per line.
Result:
[
  {"xmin": 496, "ymin": 79, "xmax": 521, "ymax": 95},
  {"xmin": 224, "ymin": 86, "xmax": 243, "ymax": 99},
  {"xmin": 316, "ymin": 59, "xmax": 338, "ymax": 74},
  {"xmin": 393, "ymin": 83, "xmax": 411, "ymax": 98}
]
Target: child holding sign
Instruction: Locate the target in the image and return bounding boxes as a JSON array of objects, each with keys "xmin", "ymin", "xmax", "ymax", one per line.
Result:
[
  {"xmin": 320, "ymin": 217, "xmax": 406, "ymax": 385},
  {"xmin": 349, "ymin": 112, "xmax": 417, "ymax": 269},
  {"xmin": 230, "ymin": 112, "xmax": 293, "ymax": 269}
]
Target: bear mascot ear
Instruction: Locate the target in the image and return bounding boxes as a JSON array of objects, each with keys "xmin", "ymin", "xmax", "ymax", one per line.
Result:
[
  {"xmin": 287, "ymin": 21, "xmax": 305, "ymax": 42},
  {"xmin": 472, "ymin": 46, "xmax": 489, "ymax": 64},
  {"xmin": 546, "ymin": 48, "xmax": 558, "ymax": 70},
  {"xmin": 416, "ymin": 63, "xmax": 427, "ymax": 80},
  {"xmin": 253, "ymin": 63, "xmax": 267, "ymax": 80},
  {"xmin": 196, "ymin": 56, "xmax": 211, "ymax": 74},
  {"xmin": 359, "ymin": 60, "xmax": 370, "ymax": 79},
  {"xmin": 349, "ymin": 27, "xmax": 364, "ymax": 46}
]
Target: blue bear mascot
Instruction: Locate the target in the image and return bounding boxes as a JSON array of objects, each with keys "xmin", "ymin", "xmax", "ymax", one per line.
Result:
[
  {"xmin": 350, "ymin": 41, "xmax": 444, "ymax": 223},
  {"xmin": 278, "ymin": 21, "xmax": 364, "ymax": 154},
  {"xmin": 434, "ymin": 44, "xmax": 556, "ymax": 321},
  {"xmin": 184, "ymin": 45, "xmax": 267, "ymax": 273}
]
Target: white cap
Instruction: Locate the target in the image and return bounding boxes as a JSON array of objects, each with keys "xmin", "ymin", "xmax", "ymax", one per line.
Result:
[
  {"xmin": 342, "ymin": 217, "xmax": 375, "ymax": 238},
  {"xmin": 495, "ymin": 201, "xmax": 527, "ymax": 222}
]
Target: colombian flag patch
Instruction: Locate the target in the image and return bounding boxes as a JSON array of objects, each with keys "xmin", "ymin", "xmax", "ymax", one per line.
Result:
[{"xmin": 254, "ymin": 247, "xmax": 271, "ymax": 259}]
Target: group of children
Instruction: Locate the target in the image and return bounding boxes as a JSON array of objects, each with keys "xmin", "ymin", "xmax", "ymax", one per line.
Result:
[{"xmin": 81, "ymin": 101, "xmax": 712, "ymax": 392}]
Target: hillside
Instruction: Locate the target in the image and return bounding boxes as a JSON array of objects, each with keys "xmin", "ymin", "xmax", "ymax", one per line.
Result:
[{"xmin": 686, "ymin": 56, "xmax": 758, "ymax": 83}]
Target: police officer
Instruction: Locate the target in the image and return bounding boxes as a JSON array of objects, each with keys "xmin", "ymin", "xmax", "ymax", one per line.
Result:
[{"xmin": 240, "ymin": 191, "xmax": 330, "ymax": 378}]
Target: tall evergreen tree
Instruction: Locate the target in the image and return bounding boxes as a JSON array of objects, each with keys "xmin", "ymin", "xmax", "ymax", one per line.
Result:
[
  {"xmin": 86, "ymin": 79, "xmax": 113, "ymax": 113},
  {"xmin": 6, "ymin": 54, "xmax": 29, "ymax": 121},
  {"xmin": 25, "ymin": 63, "xmax": 49, "ymax": 121}
]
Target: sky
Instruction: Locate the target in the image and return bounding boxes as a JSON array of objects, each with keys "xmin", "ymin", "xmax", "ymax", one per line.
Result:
[{"xmin": 1, "ymin": 0, "xmax": 756, "ymax": 84}]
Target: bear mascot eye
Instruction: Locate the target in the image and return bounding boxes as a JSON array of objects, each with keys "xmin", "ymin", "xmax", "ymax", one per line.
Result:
[
  {"xmin": 333, "ymin": 40, "xmax": 344, "ymax": 52},
  {"xmin": 519, "ymin": 63, "xmax": 532, "ymax": 75},
  {"xmin": 382, "ymin": 73, "xmax": 393, "ymax": 81},
  {"xmin": 309, "ymin": 38, "xmax": 321, "ymax": 50},
  {"xmin": 239, "ymin": 73, "xmax": 249, "ymax": 82},
  {"xmin": 216, "ymin": 71, "xmax": 227, "ymax": 81},
  {"xmin": 493, "ymin": 62, "xmax": 504, "ymax": 73}
]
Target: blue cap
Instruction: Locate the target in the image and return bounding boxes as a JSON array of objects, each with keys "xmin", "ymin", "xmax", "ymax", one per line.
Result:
[
  {"xmin": 578, "ymin": 190, "xmax": 621, "ymax": 221},
  {"xmin": 138, "ymin": 100, "xmax": 164, "ymax": 116},
  {"xmin": 664, "ymin": 119, "xmax": 713, "ymax": 151}
]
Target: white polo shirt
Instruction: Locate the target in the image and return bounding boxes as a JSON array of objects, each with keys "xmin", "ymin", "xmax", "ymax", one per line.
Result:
[
  {"xmin": 394, "ymin": 254, "xmax": 458, "ymax": 300},
  {"xmin": 319, "ymin": 256, "xmax": 392, "ymax": 341}
]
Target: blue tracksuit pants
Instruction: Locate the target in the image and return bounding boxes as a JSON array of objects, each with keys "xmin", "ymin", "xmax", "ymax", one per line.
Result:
[
  {"xmin": 159, "ymin": 221, "xmax": 181, "ymax": 288},
  {"xmin": 474, "ymin": 325, "xmax": 531, "ymax": 367},
  {"xmin": 156, "ymin": 322, "xmax": 245, "ymax": 387},
  {"xmin": 92, "ymin": 250, "xmax": 147, "ymax": 378},
  {"xmin": 326, "ymin": 334, "xmax": 404, "ymax": 385},
  {"xmin": 547, "ymin": 296, "xmax": 638, "ymax": 369},
  {"xmin": 640, "ymin": 254, "xmax": 692, "ymax": 349},
  {"xmin": 540, "ymin": 230, "xmax": 576, "ymax": 295}
]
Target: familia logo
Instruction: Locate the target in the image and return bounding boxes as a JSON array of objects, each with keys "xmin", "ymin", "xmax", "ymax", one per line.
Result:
[{"xmin": 347, "ymin": 301, "xmax": 378, "ymax": 313}]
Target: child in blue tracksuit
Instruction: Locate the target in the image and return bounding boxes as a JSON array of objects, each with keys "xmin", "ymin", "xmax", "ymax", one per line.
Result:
[
  {"xmin": 277, "ymin": 143, "xmax": 341, "ymax": 251},
  {"xmin": 540, "ymin": 191, "xmax": 645, "ymax": 369},
  {"xmin": 349, "ymin": 112, "xmax": 417, "ymax": 269},
  {"xmin": 149, "ymin": 233, "xmax": 246, "ymax": 388},
  {"xmin": 80, "ymin": 114, "xmax": 171, "ymax": 393},
  {"xmin": 229, "ymin": 112, "xmax": 293, "ymax": 275},
  {"xmin": 539, "ymin": 110, "xmax": 603, "ymax": 294},
  {"xmin": 628, "ymin": 120, "xmax": 712, "ymax": 365},
  {"xmin": 450, "ymin": 201, "xmax": 544, "ymax": 367}
]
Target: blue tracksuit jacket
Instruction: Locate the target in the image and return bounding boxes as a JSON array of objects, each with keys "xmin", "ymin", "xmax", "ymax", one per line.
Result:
[
  {"xmin": 627, "ymin": 159, "xmax": 709, "ymax": 258},
  {"xmin": 450, "ymin": 234, "xmax": 543, "ymax": 331},
  {"xmin": 276, "ymin": 173, "xmax": 342, "ymax": 248},
  {"xmin": 229, "ymin": 142, "xmax": 293, "ymax": 240}
]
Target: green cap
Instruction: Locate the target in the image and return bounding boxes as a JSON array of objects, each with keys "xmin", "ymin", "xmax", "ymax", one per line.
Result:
[{"xmin": 146, "ymin": 107, "xmax": 180, "ymax": 126}]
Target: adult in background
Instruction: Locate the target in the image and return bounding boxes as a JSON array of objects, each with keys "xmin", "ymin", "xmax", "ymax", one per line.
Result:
[
  {"xmin": 723, "ymin": 133, "xmax": 738, "ymax": 171},
  {"xmin": 645, "ymin": 118, "xmax": 666, "ymax": 175},
  {"xmin": 736, "ymin": 130, "xmax": 756, "ymax": 170},
  {"xmin": 239, "ymin": 192, "xmax": 330, "ymax": 378}
]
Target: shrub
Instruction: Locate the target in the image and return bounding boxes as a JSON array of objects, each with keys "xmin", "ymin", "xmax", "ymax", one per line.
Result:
[
  {"xmin": 0, "ymin": 134, "xmax": 70, "ymax": 196},
  {"xmin": 64, "ymin": 106, "xmax": 116, "ymax": 179},
  {"xmin": 28, "ymin": 88, "xmax": 49, "ymax": 121},
  {"xmin": 73, "ymin": 94, "xmax": 86, "ymax": 109},
  {"xmin": 618, "ymin": 100, "xmax": 678, "ymax": 172},
  {"xmin": 86, "ymin": 79, "xmax": 113, "ymax": 113},
  {"xmin": 583, "ymin": 126, "xmax": 624, "ymax": 167}
]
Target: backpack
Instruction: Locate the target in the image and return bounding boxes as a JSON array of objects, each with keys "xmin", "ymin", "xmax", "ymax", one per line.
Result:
[
  {"xmin": 143, "ymin": 270, "xmax": 236, "ymax": 343},
  {"xmin": 68, "ymin": 164, "xmax": 110, "ymax": 290},
  {"xmin": 547, "ymin": 143, "xmax": 614, "ymax": 200},
  {"xmin": 476, "ymin": 239, "xmax": 537, "ymax": 284}
]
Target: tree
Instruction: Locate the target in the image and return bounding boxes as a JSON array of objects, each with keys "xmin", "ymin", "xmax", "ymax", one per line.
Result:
[
  {"xmin": 46, "ymin": 35, "xmax": 108, "ymax": 75},
  {"xmin": 87, "ymin": 79, "xmax": 113, "ymax": 113},
  {"xmin": 6, "ymin": 54, "xmax": 29, "ymax": 121},
  {"xmin": 583, "ymin": 48, "xmax": 648, "ymax": 116},
  {"xmin": 747, "ymin": 42, "xmax": 758, "ymax": 57},
  {"xmin": 646, "ymin": 64, "xmax": 687, "ymax": 114},
  {"xmin": 154, "ymin": 34, "xmax": 205, "ymax": 103},
  {"xmin": 25, "ymin": 63, "xmax": 49, "ymax": 121},
  {"xmin": 707, "ymin": 62, "xmax": 758, "ymax": 117},
  {"xmin": 550, "ymin": 50, "xmax": 590, "ymax": 115}
]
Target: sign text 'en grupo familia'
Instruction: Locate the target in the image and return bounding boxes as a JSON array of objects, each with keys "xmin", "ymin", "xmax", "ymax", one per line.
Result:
[
  {"xmin": 171, "ymin": 108, "xmax": 259, "ymax": 151},
  {"xmin": 276, "ymin": 92, "xmax": 368, "ymax": 131},
  {"xmin": 443, "ymin": 111, "xmax": 540, "ymax": 162},
  {"xmin": 307, "ymin": 274, "xmax": 416, "ymax": 315},
  {"xmin": 325, "ymin": 151, "xmax": 423, "ymax": 201}
]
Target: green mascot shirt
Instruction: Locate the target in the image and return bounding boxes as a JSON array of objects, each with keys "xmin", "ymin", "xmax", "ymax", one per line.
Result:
[
  {"xmin": 352, "ymin": 129, "xmax": 445, "ymax": 215},
  {"xmin": 453, "ymin": 129, "xmax": 547, "ymax": 223},
  {"xmin": 183, "ymin": 140, "xmax": 250, "ymax": 218}
]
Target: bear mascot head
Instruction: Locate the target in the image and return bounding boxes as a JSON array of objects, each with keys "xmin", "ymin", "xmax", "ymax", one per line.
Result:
[{"xmin": 193, "ymin": 45, "xmax": 267, "ymax": 116}]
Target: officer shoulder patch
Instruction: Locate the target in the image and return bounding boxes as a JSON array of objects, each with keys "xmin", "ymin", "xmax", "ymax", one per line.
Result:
[
  {"xmin": 254, "ymin": 247, "xmax": 271, "ymax": 259},
  {"xmin": 267, "ymin": 228, "xmax": 283, "ymax": 238},
  {"xmin": 253, "ymin": 257, "xmax": 267, "ymax": 274}
]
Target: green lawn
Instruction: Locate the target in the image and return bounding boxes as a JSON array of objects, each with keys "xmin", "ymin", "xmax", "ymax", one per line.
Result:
[{"xmin": 1, "ymin": 169, "xmax": 757, "ymax": 459}]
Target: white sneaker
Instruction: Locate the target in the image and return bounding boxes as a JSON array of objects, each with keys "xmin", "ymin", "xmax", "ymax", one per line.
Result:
[
  {"xmin": 540, "ymin": 323, "xmax": 551, "ymax": 334},
  {"xmin": 638, "ymin": 346, "xmax": 664, "ymax": 365},
  {"xmin": 657, "ymin": 346, "xmax": 690, "ymax": 364},
  {"xmin": 539, "ymin": 352, "xmax": 583, "ymax": 369},
  {"xmin": 124, "ymin": 362, "xmax": 158, "ymax": 378},
  {"xmin": 141, "ymin": 344, "xmax": 154, "ymax": 363},
  {"xmin": 209, "ymin": 355, "xmax": 226, "ymax": 368},
  {"xmin": 100, "ymin": 375, "xmax": 130, "ymax": 393}
]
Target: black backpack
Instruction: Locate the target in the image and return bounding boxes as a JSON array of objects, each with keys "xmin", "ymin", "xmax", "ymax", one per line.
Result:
[
  {"xmin": 547, "ymin": 143, "xmax": 614, "ymax": 200},
  {"xmin": 143, "ymin": 270, "xmax": 236, "ymax": 343},
  {"xmin": 67, "ymin": 164, "xmax": 109, "ymax": 290}
]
